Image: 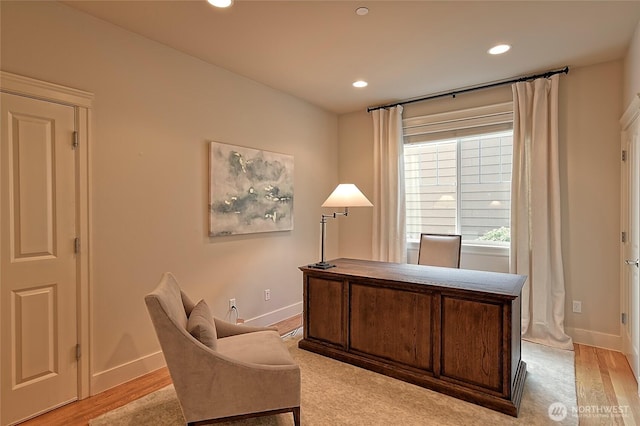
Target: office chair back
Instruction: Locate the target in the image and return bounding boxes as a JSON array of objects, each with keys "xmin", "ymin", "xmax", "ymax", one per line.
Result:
[{"xmin": 417, "ymin": 233, "xmax": 462, "ymax": 268}]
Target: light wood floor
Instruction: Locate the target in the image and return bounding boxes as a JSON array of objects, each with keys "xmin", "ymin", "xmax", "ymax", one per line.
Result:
[
  {"xmin": 575, "ymin": 344, "xmax": 640, "ymax": 425},
  {"xmin": 21, "ymin": 315, "xmax": 639, "ymax": 425}
]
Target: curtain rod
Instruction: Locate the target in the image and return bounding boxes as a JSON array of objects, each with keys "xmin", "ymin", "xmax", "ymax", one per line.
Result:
[{"xmin": 366, "ymin": 66, "xmax": 569, "ymax": 113}]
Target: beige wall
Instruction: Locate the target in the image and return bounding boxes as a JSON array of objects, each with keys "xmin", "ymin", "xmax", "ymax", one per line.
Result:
[
  {"xmin": 1, "ymin": 1, "xmax": 338, "ymax": 391},
  {"xmin": 560, "ymin": 61, "xmax": 622, "ymax": 345},
  {"xmin": 336, "ymin": 111, "xmax": 374, "ymax": 259},
  {"xmin": 623, "ymin": 20, "xmax": 640, "ymax": 108},
  {"xmin": 337, "ymin": 62, "xmax": 623, "ymax": 349}
]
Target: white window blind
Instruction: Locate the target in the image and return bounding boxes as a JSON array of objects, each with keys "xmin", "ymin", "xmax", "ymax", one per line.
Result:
[{"xmin": 403, "ymin": 102, "xmax": 513, "ymax": 143}]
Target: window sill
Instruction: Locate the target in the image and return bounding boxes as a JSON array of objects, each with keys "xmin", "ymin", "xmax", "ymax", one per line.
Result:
[
  {"xmin": 461, "ymin": 243, "xmax": 509, "ymax": 257},
  {"xmin": 407, "ymin": 241, "xmax": 509, "ymax": 257}
]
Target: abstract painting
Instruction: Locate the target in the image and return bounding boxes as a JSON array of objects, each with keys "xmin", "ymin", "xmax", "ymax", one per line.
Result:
[{"xmin": 209, "ymin": 141, "xmax": 294, "ymax": 236}]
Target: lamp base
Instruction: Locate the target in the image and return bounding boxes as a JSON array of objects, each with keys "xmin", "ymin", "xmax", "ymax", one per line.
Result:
[{"xmin": 308, "ymin": 262, "xmax": 336, "ymax": 270}]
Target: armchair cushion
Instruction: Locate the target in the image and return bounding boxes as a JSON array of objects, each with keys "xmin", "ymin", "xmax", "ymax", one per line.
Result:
[
  {"xmin": 214, "ymin": 317, "xmax": 278, "ymax": 338},
  {"xmin": 186, "ymin": 299, "xmax": 217, "ymax": 350},
  {"xmin": 217, "ymin": 330, "xmax": 295, "ymax": 366}
]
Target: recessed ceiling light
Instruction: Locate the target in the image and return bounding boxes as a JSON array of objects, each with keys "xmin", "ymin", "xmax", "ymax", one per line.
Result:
[
  {"xmin": 488, "ymin": 44, "xmax": 511, "ymax": 55},
  {"xmin": 353, "ymin": 80, "xmax": 368, "ymax": 88},
  {"xmin": 207, "ymin": 0, "xmax": 233, "ymax": 8},
  {"xmin": 355, "ymin": 7, "xmax": 369, "ymax": 16}
]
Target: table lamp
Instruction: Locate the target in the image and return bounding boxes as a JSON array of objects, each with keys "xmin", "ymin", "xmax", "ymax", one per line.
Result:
[{"xmin": 310, "ymin": 183, "xmax": 373, "ymax": 269}]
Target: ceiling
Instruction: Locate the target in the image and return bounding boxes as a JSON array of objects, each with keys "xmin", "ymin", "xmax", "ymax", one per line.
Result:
[{"xmin": 63, "ymin": 0, "xmax": 640, "ymax": 114}]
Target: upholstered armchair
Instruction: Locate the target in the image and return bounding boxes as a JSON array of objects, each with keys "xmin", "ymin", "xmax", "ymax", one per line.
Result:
[
  {"xmin": 145, "ymin": 272, "xmax": 301, "ymax": 425},
  {"xmin": 417, "ymin": 233, "xmax": 462, "ymax": 268}
]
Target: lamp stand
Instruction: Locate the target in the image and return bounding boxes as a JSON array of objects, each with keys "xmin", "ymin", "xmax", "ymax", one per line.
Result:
[{"xmin": 309, "ymin": 208, "xmax": 349, "ymax": 269}]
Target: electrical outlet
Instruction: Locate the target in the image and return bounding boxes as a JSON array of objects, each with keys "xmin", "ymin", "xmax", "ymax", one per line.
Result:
[
  {"xmin": 572, "ymin": 300, "xmax": 582, "ymax": 313},
  {"xmin": 264, "ymin": 289, "xmax": 271, "ymax": 301},
  {"xmin": 229, "ymin": 298, "xmax": 236, "ymax": 310}
]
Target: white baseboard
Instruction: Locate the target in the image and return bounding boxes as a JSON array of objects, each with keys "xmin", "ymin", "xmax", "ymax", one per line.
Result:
[
  {"xmin": 566, "ymin": 326, "xmax": 622, "ymax": 351},
  {"xmin": 90, "ymin": 350, "xmax": 166, "ymax": 395},
  {"xmin": 243, "ymin": 301, "xmax": 303, "ymax": 327},
  {"xmin": 89, "ymin": 302, "xmax": 303, "ymax": 395}
]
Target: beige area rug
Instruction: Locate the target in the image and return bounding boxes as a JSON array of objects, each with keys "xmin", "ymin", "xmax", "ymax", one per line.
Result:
[{"xmin": 90, "ymin": 335, "xmax": 577, "ymax": 426}]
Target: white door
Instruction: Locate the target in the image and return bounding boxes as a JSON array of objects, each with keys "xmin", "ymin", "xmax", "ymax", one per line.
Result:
[
  {"xmin": 622, "ymin": 103, "xmax": 640, "ymax": 390},
  {"xmin": 1, "ymin": 92, "xmax": 78, "ymax": 425}
]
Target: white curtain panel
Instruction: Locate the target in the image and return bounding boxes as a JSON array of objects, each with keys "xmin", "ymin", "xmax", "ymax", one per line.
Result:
[
  {"xmin": 511, "ymin": 75, "xmax": 573, "ymax": 350},
  {"xmin": 372, "ymin": 105, "xmax": 407, "ymax": 263}
]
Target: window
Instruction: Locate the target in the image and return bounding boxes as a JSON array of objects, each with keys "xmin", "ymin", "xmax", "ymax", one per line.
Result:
[{"xmin": 402, "ymin": 103, "xmax": 513, "ymax": 246}]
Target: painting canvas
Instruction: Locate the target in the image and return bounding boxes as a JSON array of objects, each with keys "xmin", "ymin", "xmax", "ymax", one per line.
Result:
[{"xmin": 209, "ymin": 141, "xmax": 294, "ymax": 236}]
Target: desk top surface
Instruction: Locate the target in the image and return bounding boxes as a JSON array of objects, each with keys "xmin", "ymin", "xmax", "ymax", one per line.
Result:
[{"xmin": 300, "ymin": 258, "xmax": 526, "ymax": 299}]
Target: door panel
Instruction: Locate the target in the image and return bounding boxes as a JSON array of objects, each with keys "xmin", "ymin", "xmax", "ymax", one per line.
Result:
[
  {"xmin": 14, "ymin": 285, "xmax": 57, "ymax": 387},
  {"xmin": 628, "ymin": 125, "xmax": 640, "ymax": 383},
  {"xmin": 622, "ymin": 111, "xmax": 640, "ymax": 389},
  {"xmin": 1, "ymin": 93, "xmax": 78, "ymax": 425},
  {"xmin": 11, "ymin": 112, "xmax": 57, "ymax": 259}
]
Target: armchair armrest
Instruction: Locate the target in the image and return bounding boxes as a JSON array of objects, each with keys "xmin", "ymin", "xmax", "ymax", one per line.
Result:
[{"xmin": 214, "ymin": 317, "xmax": 278, "ymax": 338}]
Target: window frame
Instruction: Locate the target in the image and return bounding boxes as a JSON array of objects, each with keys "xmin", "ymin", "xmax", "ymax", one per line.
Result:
[{"xmin": 403, "ymin": 102, "xmax": 513, "ymax": 252}]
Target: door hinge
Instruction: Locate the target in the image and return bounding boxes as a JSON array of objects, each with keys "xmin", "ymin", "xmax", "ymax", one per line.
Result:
[
  {"xmin": 76, "ymin": 343, "xmax": 81, "ymax": 360},
  {"xmin": 72, "ymin": 131, "xmax": 79, "ymax": 149},
  {"xmin": 621, "ymin": 312, "xmax": 627, "ymax": 324},
  {"xmin": 74, "ymin": 237, "xmax": 80, "ymax": 254},
  {"xmin": 622, "ymin": 231, "xmax": 627, "ymax": 243},
  {"xmin": 622, "ymin": 150, "xmax": 627, "ymax": 162}
]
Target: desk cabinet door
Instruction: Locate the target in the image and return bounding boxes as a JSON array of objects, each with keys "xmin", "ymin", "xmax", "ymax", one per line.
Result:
[
  {"xmin": 440, "ymin": 296, "xmax": 504, "ymax": 394},
  {"xmin": 306, "ymin": 277, "xmax": 344, "ymax": 346},
  {"xmin": 350, "ymin": 283, "xmax": 433, "ymax": 371}
]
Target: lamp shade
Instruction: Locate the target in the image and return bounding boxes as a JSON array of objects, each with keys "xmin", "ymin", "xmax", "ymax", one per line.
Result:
[{"xmin": 321, "ymin": 184, "xmax": 373, "ymax": 208}]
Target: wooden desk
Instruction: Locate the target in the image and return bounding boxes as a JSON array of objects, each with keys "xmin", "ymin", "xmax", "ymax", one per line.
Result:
[{"xmin": 299, "ymin": 258, "xmax": 527, "ymax": 416}]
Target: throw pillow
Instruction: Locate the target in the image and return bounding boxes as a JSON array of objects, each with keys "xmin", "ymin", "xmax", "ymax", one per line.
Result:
[
  {"xmin": 181, "ymin": 291, "xmax": 196, "ymax": 317},
  {"xmin": 186, "ymin": 299, "xmax": 217, "ymax": 350}
]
